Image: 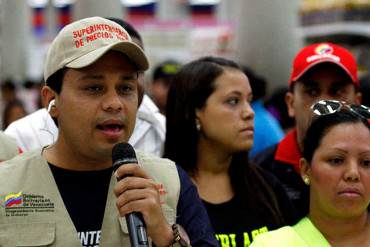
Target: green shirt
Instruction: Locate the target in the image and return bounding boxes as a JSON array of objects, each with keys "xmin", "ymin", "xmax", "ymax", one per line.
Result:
[{"xmin": 250, "ymin": 217, "xmax": 331, "ymax": 247}]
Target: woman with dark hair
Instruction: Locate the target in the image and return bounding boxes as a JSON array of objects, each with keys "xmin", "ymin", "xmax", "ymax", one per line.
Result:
[
  {"xmin": 251, "ymin": 100, "xmax": 370, "ymax": 246},
  {"xmin": 164, "ymin": 56, "xmax": 297, "ymax": 246}
]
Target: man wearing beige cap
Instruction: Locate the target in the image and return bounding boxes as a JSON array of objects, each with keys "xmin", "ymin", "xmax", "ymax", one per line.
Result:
[
  {"xmin": 5, "ymin": 18, "xmax": 166, "ymax": 158},
  {"xmin": 0, "ymin": 17, "xmax": 217, "ymax": 247}
]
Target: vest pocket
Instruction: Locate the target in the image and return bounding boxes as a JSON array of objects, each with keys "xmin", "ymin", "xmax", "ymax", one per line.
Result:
[{"xmin": 0, "ymin": 222, "xmax": 55, "ymax": 246}]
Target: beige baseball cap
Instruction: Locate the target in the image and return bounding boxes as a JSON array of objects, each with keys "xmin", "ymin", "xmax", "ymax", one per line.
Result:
[{"xmin": 44, "ymin": 16, "xmax": 149, "ymax": 82}]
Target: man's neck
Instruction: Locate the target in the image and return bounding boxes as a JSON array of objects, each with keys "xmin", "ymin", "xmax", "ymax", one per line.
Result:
[
  {"xmin": 43, "ymin": 141, "xmax": 111, "ymax": 171},
  {"xmin": 295, "ymin": 127, "xmax": 304, "ymax": 152}
]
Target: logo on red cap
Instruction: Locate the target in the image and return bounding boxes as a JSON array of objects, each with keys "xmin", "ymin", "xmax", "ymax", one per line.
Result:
[
  {"xmin": 306, "ymin": 44, "xmax": 340, "ymax": 63},
  {"xmin": 315, "ymin": 44, "xmax": 333, "ymax": 55}
]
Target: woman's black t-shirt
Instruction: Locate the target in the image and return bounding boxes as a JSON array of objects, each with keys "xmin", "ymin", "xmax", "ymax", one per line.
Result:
[{"xmin": 203, "ymin": 171, "xmax": 298, "ymax": 247}]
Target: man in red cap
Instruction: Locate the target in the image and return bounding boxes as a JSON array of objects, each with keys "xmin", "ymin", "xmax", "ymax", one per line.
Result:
[{"xmin": 253, "ymin": 42, "xmax": 362, "ymax": 219}]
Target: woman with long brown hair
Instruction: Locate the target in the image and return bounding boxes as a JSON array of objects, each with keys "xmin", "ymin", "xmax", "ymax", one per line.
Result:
[{"xmin": 164, "ymin": 56, "xmax": 297, "ymax": 246}]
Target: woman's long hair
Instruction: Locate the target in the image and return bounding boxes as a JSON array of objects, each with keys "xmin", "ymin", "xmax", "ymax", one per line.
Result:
[{"xmin": 164, "ymin": 56, "xmax": 284, "ymax": 225}]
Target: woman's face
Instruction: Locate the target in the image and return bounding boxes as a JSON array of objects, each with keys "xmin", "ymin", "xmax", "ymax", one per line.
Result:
[
  {"xmin": 195, "ymin": 68, "xmax": 254, "ymax": 153},
  {"xmin": 305, "ymin": 122, "xmax": 370, "ymax": 218}
]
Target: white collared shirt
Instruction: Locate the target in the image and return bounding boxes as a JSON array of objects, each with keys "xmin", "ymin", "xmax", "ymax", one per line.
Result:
[{"xmin": 5, "ymin": 95, "xmax": 166, "ymax": 157}]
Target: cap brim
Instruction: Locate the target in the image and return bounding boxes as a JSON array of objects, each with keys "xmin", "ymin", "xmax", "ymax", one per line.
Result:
[
  {"xmin": 291, "ymin": 59, "xmax": 356, "ymax": 84},
  {"xmin": 66, "ymin": 42, "xmax": 149, "ymax": 71}
]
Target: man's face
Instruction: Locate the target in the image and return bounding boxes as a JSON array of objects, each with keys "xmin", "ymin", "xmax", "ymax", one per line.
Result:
[
  {"xmin": 286, "ymin": 63, "xmax": 362, "ymax": 149},
  {"xmin": 55, "ymin": 51, "xmax": 139, "ymax": 164}
]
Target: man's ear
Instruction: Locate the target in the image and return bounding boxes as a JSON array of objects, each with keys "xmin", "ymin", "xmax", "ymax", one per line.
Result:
[
  {"xmin": 285, "ymin": 91, "xmax": 295, "ymax": 118},
  {"xmin": 354, "ymin": 91, "xmax": 362, "ymax": 105},
  {"xmin": 41, "ymin": 86, "xmax": 58, "ymax": 117}
]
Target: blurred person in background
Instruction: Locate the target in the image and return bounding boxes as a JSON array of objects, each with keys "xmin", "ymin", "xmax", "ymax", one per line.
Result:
[
  {"xmin": 150, "ymin": 60, "xmax": 181, "ymax": 115},
  {"xmin": 253, "ymin": 43, "xmax": 362, "ymax": 219},
  {"xmin": 19, "ymin": 79, "xmax": 45, "ymax": 113},
  {"xmin": 164, "ymin": 56, "xmax": 298, "ymax": 246},
  {"xmin": 5, "ymin": 18, "xmax": 166, "ymax": 157},
  {"xmin": 264, "ymin": 86, "xmax": 295, "ymax": 133},
  {"xmin": 251, "ymin": 101, "xmax": 370, "ymax": 247},
  {"xmin": 1, "ymin": 79, "xmax": 17, "ymax": 104},
  {"xmin": 0, "ymin": 79, "xmax": 17, "ymax": 129},
  {"xmin": 2, "ymin": 99, "xmax": 27, "ymax": 129},
  {"xmin": 241, "ymin": 66, "xmax": 285, "ymax": 158},
  {"xmin": 0, "ymin": 82, "xmax": 21, "ymax": 161}
]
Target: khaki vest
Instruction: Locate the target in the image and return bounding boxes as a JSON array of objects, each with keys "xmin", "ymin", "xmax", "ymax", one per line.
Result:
[
  {"xmin": 0, "ymin": 132, "xmax": 18, "ymax": 162},
  {"xmin": 0, "ymin": 149, "xmax": 180, "ymax": 247}
]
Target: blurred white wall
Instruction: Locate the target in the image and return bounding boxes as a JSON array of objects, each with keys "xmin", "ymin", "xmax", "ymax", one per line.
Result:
[
  {"xmin": 74, "ymin": 0, "xmax": 122, "ymax": 19},
  {"xmin": 0, "ymin": 0, "xmax": 30, "ymax": 81},
  {"xmin": 232, "ymin": 0, "xmax": 303, "ymax": 93}
]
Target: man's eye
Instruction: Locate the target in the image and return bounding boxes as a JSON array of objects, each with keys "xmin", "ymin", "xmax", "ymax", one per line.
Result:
[
  {"xmin": 119, "ymin": 85, "xmax": 134, "ymax": 94},
  {"xmin": 305, "ymin": 89, "xmax": 319, "ymax": 97},
  {"xmin": 86, "ymin": 86, "xmax": 102, "ymax": 92},
  {"xmin": 362, "ymin": 159, "xmax": 370, "ymax": 168},
  {"xmin": 329, "ymin": 88, "xmax": 345, "ymax": 97}
]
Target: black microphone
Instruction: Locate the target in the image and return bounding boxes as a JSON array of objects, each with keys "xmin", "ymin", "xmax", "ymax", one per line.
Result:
[{"xmin": 112, "ymin": 143, "xmax": 149, "ymax": 247}]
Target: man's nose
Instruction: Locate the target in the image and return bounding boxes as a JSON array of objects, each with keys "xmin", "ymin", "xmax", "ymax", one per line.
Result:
[{"xmin": 102, "ymin": 91, "xmax": 123, "ymax": 113}]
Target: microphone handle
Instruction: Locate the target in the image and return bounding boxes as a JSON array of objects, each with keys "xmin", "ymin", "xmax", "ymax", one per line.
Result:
[
  {"xmin": 114, "ymin": 164, "xmax": 149, "ymax": 247},
  {"xmin": 126, "ymin": 213, "xmax": 149, "ymax": 247}
]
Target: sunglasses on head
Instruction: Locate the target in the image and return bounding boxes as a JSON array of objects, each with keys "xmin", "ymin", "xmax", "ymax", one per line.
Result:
[{"xmin": 311, "ymin": 100, "xmax": 370, "ymax": 124}]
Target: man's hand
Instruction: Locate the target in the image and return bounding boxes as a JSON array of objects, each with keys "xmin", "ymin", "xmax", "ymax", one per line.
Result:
[{"xmin": 113, "ymin": 164, "xmax": 174, "ymax": 247}]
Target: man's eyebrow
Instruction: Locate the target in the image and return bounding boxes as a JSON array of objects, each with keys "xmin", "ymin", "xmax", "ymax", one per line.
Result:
[
  {"xmin": 330, "ymin": 80, "xmax": 353, "ymax": 87},
  {"xmin": 78, "ymin": 73, "xmax": 139, "ymax": 81},
  {"xmin": 302, "ymin": 80, "xmax": 318, "ymax": 88},
  {"xmin": 121, "ymin": 72, "xmax": 139, "ymax": 80},
  {"xmin": 79, "ymin": 75, "xmax": 104, "ymax": 81}
]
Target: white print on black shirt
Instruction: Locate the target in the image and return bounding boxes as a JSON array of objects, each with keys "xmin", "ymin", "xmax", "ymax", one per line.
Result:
[{"xmin": 78, "ymin": 230, "xmax": 101, "ymax": 247}]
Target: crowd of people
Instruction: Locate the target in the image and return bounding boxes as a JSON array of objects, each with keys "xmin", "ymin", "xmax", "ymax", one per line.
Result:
[{"xmin": 0, "ymin": 16, "xmax": 369, "ymax": 247}]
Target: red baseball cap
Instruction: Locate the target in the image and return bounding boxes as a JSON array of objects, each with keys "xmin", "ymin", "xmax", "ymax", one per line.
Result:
[{"xmin": 289, "ymin": 43, "xmax": 359, "ymax": 88}]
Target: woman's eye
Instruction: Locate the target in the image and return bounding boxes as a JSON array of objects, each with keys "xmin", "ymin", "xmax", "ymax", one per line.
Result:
[
  {"xmin": 227, "ymin": 98, "xmax": 239, "ymax": 105},
  {"xmin": 328, "ymin": 157, "xmax": 344, "ymax": 166}
]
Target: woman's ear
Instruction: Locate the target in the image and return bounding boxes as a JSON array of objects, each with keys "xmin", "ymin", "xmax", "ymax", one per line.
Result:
[
  {"xmin": 194, "ymin": 109, "xmax": 201, "ymax": 131},
  {"xmin": 300, "ymin": 158, "xmax": 311, "ymax": 185}
]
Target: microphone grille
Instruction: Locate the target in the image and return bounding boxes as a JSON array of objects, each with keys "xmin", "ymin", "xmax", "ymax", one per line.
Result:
[{"xmin": 112, "ymin": 142, "xmax": 136, "ymax": 163}]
